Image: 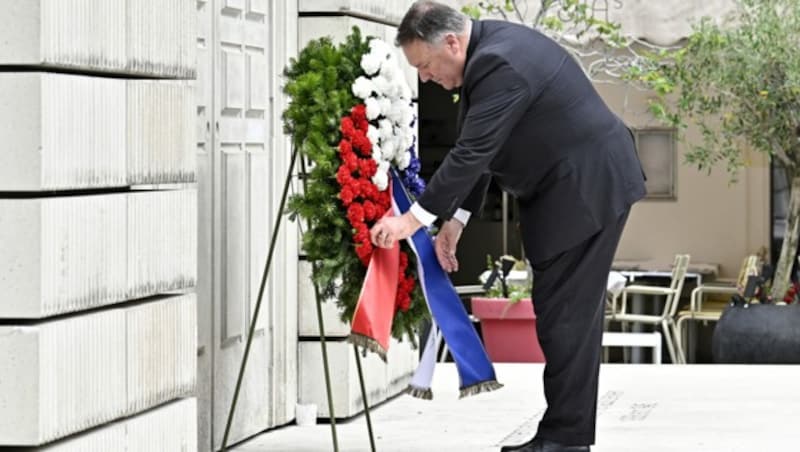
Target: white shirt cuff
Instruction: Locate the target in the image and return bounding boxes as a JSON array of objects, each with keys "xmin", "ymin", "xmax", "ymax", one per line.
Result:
[
  {"xmin": 409, "ymin": 202, "xmax": 437, "ymax": 227},
  {"xmin": 452, "ymin": 208, "xmax": 472, "ymax": 226}
]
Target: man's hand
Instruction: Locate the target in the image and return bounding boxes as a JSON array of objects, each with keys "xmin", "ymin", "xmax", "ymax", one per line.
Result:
[
  {"xmin": 435, "ymin": 219, "xmax": 464, "ymax": 273},
  {"xmin": 370, "ymin": 212, "xmax": 423, "ymax": 249}
]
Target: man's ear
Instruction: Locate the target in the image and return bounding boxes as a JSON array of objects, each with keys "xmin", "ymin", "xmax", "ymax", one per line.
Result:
[{"xmin": 444, "ymin": 33, "xmax": 460, "ymax": 53}]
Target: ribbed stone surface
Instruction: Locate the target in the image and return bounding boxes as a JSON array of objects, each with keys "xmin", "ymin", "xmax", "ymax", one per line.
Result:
[
  {"xmin": 0, "ymin": 73, "xmax": 126, "ymax": 191},
  {"xmin": 38, "ymin": 398, "xmax": 197, "ymax": 451},
  {"xmin": 0, "ymin": 194, "xmax": 128, "ymax": 318},
  {"xmin": 0, "ymin": 296, "xmax": 196, "ymax": 446},
  {"xmin": 0, "ymin": 73, "xmax": 197, "ymax": 191},
  {"xmin": 299, "ymin": 0, "xmax": 415, "ymax": 25},
  {"xmin": 126, "ymin": 189, "xmax": 197, "ymax": 300},
  {"xmin": 126, "ymin": 294, "xmax": 197, "ymax": 414},
  {"xmin": 0, "ymin": 191, "xmax": 196, "ymax": 318},
  {"xmin": 297, "ymin": 260, "xmax": 350, "ymax": 337},
  {"xmin": 127, "ymin": 80, "xmax": 196, "ymax": 184},
  {"xmin": 126, "ymin": 0, "xmax": 196, "ymax": 78},
  {"xmin": 0, "ymin": 0, "xmax": 194, "ymax": 77},
  {"xmin": 299, "ymin": 337, "xmax": 417, "ymax": 418}
]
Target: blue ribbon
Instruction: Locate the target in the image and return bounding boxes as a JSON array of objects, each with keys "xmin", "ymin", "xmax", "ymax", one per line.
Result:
[{"xmin": 390, "ymin": 169, "xmax": 500, "ymax": 394}]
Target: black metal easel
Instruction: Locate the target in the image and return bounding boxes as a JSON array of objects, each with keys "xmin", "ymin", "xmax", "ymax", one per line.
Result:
[{"xmin": 220, "ymin": 145, "xmax": 377, "ymax": 452}]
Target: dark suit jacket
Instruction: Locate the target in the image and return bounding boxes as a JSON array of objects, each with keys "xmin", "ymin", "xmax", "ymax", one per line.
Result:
[{"xmin": 417, "ymin": 20, "xmax": 647, "ymax": 262}]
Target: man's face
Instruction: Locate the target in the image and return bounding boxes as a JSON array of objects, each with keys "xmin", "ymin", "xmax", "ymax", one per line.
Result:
[{"xmin": 402, "ymin": 34, "xmax": 466, "ymax": 91}]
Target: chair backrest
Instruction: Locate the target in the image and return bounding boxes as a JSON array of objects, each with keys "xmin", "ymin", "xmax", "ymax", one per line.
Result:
[
  {"xmin": 666, "ymin": 254, "xmax": 691, "ymax": 317},
  {"xmin": 736, "ymin": 255, "xmax": 759, "ymax": 293}
]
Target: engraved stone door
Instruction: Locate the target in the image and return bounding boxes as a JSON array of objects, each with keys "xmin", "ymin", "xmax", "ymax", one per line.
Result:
[{"xmin": 196, "ymin": 0, "xmax": 298, "ymax": 450}]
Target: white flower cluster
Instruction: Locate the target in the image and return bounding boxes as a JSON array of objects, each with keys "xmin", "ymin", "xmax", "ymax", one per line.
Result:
[{"xmin": 352, "ymin": 38, "xmax": 417, "ymax": 191}]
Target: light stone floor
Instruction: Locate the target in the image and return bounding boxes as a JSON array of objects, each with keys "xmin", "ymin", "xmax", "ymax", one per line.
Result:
[{"xmin": 233, "ymin": 363, "xmax": 800, "ymax": 452}]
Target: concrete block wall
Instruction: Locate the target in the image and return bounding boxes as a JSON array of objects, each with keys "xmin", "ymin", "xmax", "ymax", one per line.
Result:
[
  {"xmin": 0, "ymin": 295, "xmax": 196, "ymax": 446},
  {"xmin": 38, "ymin": 399, "xmax": 197, "ymax": 452},
  {"xmin": 0, "ymin": 0, "xmax": 197, "ymax": 447},
  {"xmin": 0, "ymin": 74, "xmax": 195, "ymax": 191},
  {"xmin": 0, "ymin": 0, "xmax": 194, "ymax": 77},
  {"xmin": 297, "ymin": 0, "xmax": 419, "ymax": 421}
]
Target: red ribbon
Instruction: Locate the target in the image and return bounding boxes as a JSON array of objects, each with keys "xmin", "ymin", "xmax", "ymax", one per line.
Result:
[{"xmin": 350, "ymin": 208, "xmax": 400, "ymax": 354}]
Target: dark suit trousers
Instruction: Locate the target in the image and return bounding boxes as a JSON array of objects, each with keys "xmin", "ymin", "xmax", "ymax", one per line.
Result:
[{"xmin": 529, "ymin": 209, "xmax": 630, "ymax": 446}]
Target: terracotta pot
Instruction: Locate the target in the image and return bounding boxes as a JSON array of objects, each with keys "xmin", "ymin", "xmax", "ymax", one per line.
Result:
[{"xmin": 471, "ymin": 297, "xmax": 545, "ymax": 363}]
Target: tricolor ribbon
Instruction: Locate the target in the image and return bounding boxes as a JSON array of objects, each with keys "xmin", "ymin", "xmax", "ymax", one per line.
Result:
[{"xmin": 348, "ymin": 171, "xmax": 502, "ymax": 398}]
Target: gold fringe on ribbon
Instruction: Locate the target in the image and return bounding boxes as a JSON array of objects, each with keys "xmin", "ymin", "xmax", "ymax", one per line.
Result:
[
  {"xmin": 406, "ymin": 385, "xmax": 433, "ymax": 400},
  {"xmin": 347, "ymin": 333, "xmax": 387, "ymax": 362},
  {"xmin": 459, "ymin": 380, "xmax": 504, "ymax": 399}
]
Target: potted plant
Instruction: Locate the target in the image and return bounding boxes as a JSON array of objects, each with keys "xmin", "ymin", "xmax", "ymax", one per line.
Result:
[{"xmin": 471, "ymin": 256, "xmax": 545, "ymax": 363}]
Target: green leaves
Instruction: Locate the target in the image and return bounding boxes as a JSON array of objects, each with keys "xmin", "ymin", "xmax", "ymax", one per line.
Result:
[{"xmin": 634, "ymin": 0, "xmax": 800, "ymax": 180}]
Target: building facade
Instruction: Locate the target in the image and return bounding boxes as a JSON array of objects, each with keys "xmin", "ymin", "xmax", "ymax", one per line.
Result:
[{"xmin": 0, "ymin": 1, "xmax": 770, "ymax": 451}]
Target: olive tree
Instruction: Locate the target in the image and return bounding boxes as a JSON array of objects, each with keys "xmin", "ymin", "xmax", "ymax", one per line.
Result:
[{"xmin": 628, "ymin": 0, "xmax": 800, "ymax": 299}]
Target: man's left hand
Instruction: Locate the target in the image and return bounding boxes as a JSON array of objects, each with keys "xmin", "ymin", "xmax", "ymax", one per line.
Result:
[{"xmin": 370, "ymin": 212, "xmax": 422, "ymax": 248}]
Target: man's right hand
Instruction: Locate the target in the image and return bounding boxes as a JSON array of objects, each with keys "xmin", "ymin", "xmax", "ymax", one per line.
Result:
[{"xmin": 434, "ymin": 218, "xmax": 464, "ymax": 273}]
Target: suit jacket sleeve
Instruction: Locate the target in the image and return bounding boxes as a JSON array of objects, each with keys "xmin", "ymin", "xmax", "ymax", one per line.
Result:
[{"xmin": 417, "ymin": 55, "xmax": 531, "ymax": 220}]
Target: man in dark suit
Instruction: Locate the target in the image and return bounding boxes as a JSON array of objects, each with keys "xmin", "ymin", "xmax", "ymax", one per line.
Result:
[{"xmin": 370, "ymin": 2, "xmax": 646, "ymax": 451}]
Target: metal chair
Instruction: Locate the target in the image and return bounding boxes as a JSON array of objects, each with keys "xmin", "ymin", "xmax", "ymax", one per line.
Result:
[
  {"xmin": 673, "ymin": 255, "xmax": 759, "ymax": 363},
  {"xmin": 609, "ymin": 254, "xmax": 691, "ymax": 364}
]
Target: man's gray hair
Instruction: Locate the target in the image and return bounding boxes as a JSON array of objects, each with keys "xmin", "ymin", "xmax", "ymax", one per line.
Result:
[{"xmin": 396, "ymin": 1, "xmax": 468, "ymax": 46}]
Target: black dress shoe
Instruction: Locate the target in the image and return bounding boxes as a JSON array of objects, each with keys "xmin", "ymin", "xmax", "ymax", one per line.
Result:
[
  {"xmin": 500, "ymin": 438, "xmax": 589, "ymax": 452},
  {"xmin": 530, "ymin": 439, "xmax": 589, "ymax": 452},
  {"xmin": 499, "ymin": 437, "xmax": 536, "ymax": 451}
]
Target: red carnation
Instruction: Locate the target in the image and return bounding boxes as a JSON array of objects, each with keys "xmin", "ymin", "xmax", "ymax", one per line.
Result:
[
  {"xmin": 354, "ymin": 227, "xmax": 370, "ymax": 244},
  {"xmin": 339, "ymin": 139, "xmax": 353, "ymax": 155},
  {"xmin": 339, "ymin": 185, "xmax": 355, "ymax": 206},
  {"xmin": 336, "ymin": 165, "xmax": 353, "ymax": 186},
  {"xmin": 351, "ymin": 104, "xmax": 367, "ymax": 124},
  {"xmin": 362, "ymin": 200, "xmax": 378, "ymax": 221},
  {"xmin": 396, "ymin": 290, "xmax": 411, "ymax": 312},
  {"xmin": 347, "ymin": 203, "xmax": 365, "ymax": 225},
  {"xmin": 352, "ymin": 134, "xmax": 372, "ymax": 156},
  {"xmin": 355, "ymin": 241, "xmax": 373, "ymax": 265},
  {"xmin": 358, "ymin": 158, "xmax": 377, "ymax": 178},
  {"xmin": 340, "ymin": 117, "xmax": 356, "ymax": 139},
  {"xmin": 342, "ymin": 151, "xmax": 358, "ymax": 171}
]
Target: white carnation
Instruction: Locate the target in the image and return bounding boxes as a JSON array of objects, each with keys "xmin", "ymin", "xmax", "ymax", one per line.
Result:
[
  {"xmin": 378, "ymin": 119, "xmax": 394, "ymax": 141},
  {"xmin": 367, "ymin": 124, "xmax": 380, "ymax": 146},
  {"xmin": 387, "ymin": 98, "xmax": 409, "ymax": 123},
  {"xmin": 365, "ymin": 96, "xmax": 381, "ymax": 120},
  {"xmin": 398, "ymin": 130, "xmax": 413, "ymax": 151},
  {"xmin": 360, "ymin": 53, "xmax": 382, "ymax": 76},
  {"xmin": 352, "ymin": 76, "xmax": 374, "ymax": 99},
  {"xmin": 372, "ymin": 170, "xmax": 389, "ymax": 191},
  {"xmin": 372, "ymin": 143, "xmax": 383, "ymax": 162},
  {"xmin": 371, "ymin": 75, "xmax": 392, "ymax": 97},
  {"xmin": 380, "ymin": 61, "xmax": 397, "ymax": 82},
  {"xmin": 378, "ymin": 97, "xmax": 392, "ymax": 117},
  {"xmin": 400, "ymin": 82, "xmax": 412, "ymax": 100},
  {"xmin": 398, "ymin": 150, "xmax": 412, "ymax": 170},
  {"xmin": 369, "ymin": 39, "xmax": 391, "ymax": 57},
  {"xmin": 400, "ymin": 104, "xmax": 415, "ymax": 128},
  {"xmin": 381, "ymin": 137, "xmax": 397, "ymax": 160}
]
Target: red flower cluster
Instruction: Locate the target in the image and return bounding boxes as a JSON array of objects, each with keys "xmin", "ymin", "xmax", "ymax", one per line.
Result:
[
  {"xmin": 783, "ymin": 281, "xmax": 799, "ymax": 304},
  {"xmin": 337, "ymin": 104, "xmax": 415, "ymax": 312}
]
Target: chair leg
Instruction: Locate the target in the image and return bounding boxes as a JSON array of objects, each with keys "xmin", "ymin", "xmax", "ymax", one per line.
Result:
[
  {"xmin": 675, "ymin": 316, "xmax": 689, "ymax": 364},
  {"xmin": 667, "ymin": 318, "xmax": 682, "ymax": 364},
  {"xmin": 661, "ymin": 319, "xmax": 678, "ymax": 364},
  {"xmin": 620, "ymin": 321, "xmax": 630, "ymax": 363}
]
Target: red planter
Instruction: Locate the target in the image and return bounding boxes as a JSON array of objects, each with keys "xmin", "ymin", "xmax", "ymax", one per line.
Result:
[{"xmin": 471, "ymin": 297, "xmax": 545, "ymax": 363}]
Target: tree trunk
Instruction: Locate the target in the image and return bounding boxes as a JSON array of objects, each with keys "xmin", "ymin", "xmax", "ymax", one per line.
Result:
[{"xmin": 770, "ymin": 175, "xmax": 800, "ymax": 300}]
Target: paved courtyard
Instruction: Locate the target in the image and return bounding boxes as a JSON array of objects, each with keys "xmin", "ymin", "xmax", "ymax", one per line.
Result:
[{"xmin": 233, "ymin": 363, "xmax": 800, "ymax": 452}]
